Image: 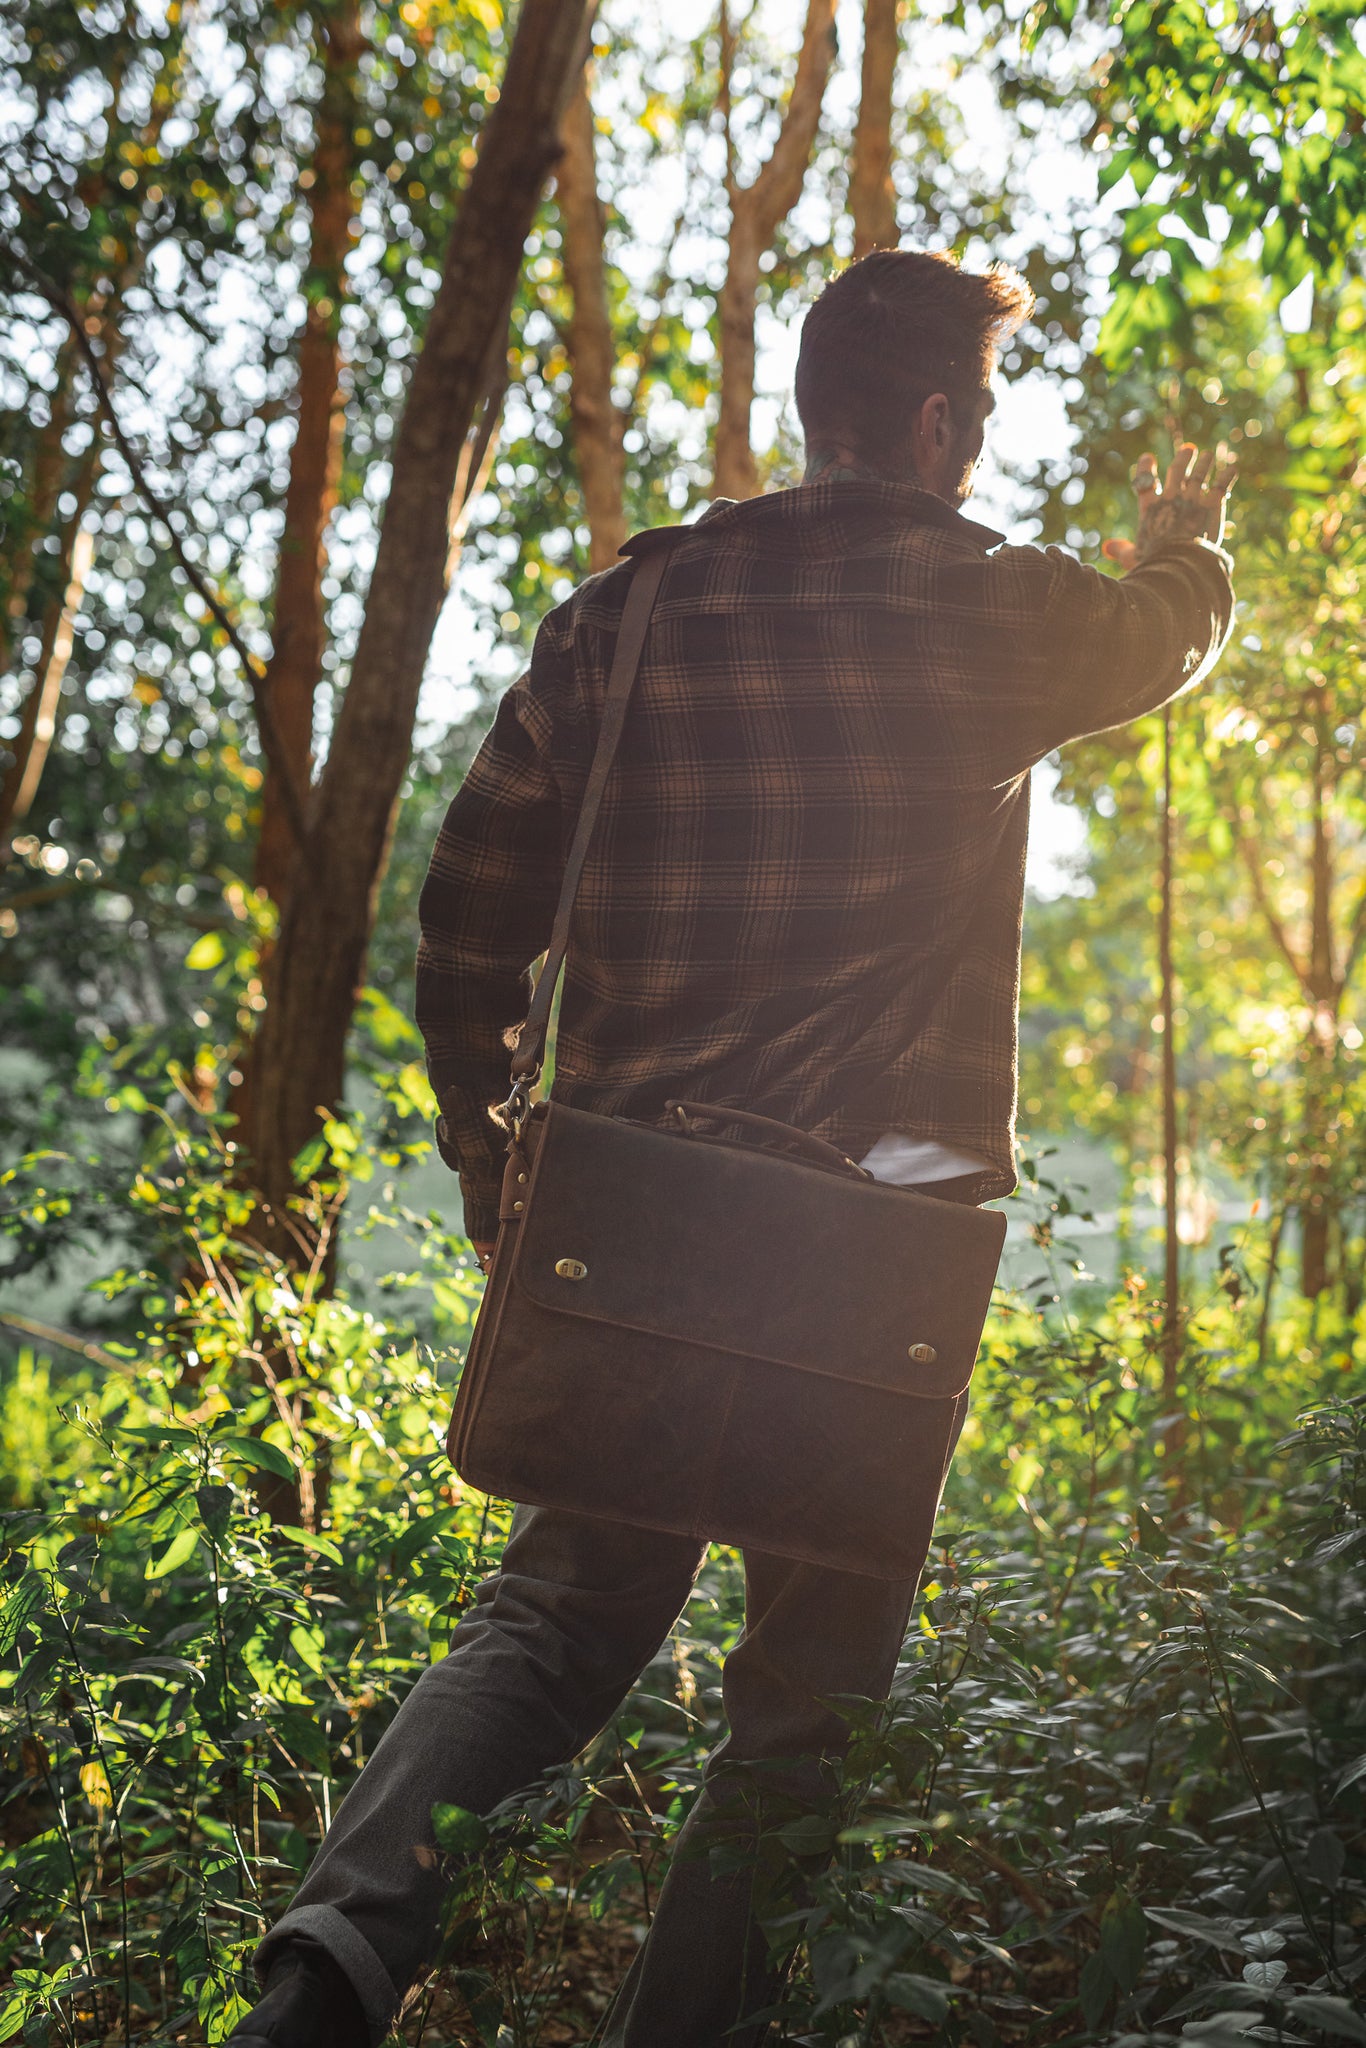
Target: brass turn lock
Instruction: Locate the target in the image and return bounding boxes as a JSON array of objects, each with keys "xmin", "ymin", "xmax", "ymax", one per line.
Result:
[
  {"xmin": 907, "ymin": 1342, "xmax": 937, "ymax": 1364},
  {"xmin": 555, "ymin": 1258, "xmax": 589, "ymax": 1281}
]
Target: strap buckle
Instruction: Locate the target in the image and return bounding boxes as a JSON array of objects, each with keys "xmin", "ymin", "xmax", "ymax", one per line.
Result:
[{"xmin": 492, "ymin": 1077, "xmax": 533, "ymax": 1144}]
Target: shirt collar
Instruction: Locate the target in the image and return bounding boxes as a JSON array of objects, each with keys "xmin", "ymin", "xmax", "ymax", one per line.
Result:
[{"xmin": 620, "ymin": 480, "xmax": 1005, "ymax": 559}]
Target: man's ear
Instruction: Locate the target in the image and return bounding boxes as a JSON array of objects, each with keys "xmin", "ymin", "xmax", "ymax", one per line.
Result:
[{"xmin": 917, "ymin": 392, "xmax": 954, "ymax": 449}]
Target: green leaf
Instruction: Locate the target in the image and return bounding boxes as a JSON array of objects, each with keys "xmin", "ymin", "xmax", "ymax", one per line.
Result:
[
  {"xmin": 1333, "ymin": 1752, "xmax": 1366, "ymax": 1799},
  {"xmin": 432, "ymin": 1803, "xmax": 489, "ymax": 1857},
  {"xmin": 885, "ymin": 1972, "xmax": 951, "ymax": 2022},
  {"xmin": 773, "ymin": 1814, "xmax": 836, "ymax": 1856},
  {"xmin": 1101, "ymin": 1890, "xmax": 1147, "ymax": 1995},
  {"xmin": 195, "ymin": 1483, "xmax": 234, "ymax": 1536},
  {"xmin": 451, "ymin": 1969, "xmax": 502, "ymax": 2048},
  {"xmin": 0, "ymin": 1572, "xmax": 46, "ymax": 1657},
  {"xmin": 1079, "ymin": 1949, "xmax": 1114, "ymax": 2031},
  {"xmin": 291, "ymin": 1135, "xmax": 328, "ymax": 1181},
  {"xmin": 288, "ymin": 1623, "xmax": 326, "ymax": 1674},
  {"xmin": 1145, "ymin": 1907, "xmax": 1250, "ymax": 1956},
  {"xmin": 276, "ymin": 1525, "xmax": 344, "ymax": 1568},
  {"xmin": 185, "ymin": 930, "xmax": 225, "ymax": 970},
  {"xmin": 146, "ymin": 1523, "xmax": 201, "ymax": 1580},
  {"xmin": 1306, "ymin": 1827, "xmax": 1346, "ymax": 1887},
  {"xmin": 222, "ymin": 1435, "xmax": 295, "ymax": 1480},
  {"xmin": 1288, "ymin": 1998, "xmax": 1366, "ymax": 2044},
  {"xmin": 278, "ymin": 1707, "xmax": 331, "ymax": 1771},
  {"xmin": 837, "ymin": 1816, "xmax": 934, "ymax": 1844}
]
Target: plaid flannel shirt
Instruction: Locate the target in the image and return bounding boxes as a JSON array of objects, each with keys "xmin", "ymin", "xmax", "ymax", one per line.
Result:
[{"xmin": 417, "ymin": 479, "xmax": 1234, "ymax": 1241}]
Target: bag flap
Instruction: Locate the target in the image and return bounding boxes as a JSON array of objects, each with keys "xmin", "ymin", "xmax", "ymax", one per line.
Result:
[{"xmin": 508, "ymin": 1104, "xmax": 1006, "ymax": 1399}]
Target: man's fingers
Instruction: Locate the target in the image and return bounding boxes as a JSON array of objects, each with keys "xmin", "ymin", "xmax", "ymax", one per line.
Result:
[
  {"xmin": 1134, "ymin": 453, "xmax": 1159, "ymax": 495},
  {"xmin": 1209, "ymin": 456, "xmax": 1239, "ymax": 498},
  {"xmin": 1165, "ymin": 442, "xmax": 1196, "ymax": 493},
  {"xmin": 1188, "ymin": 448, "xmax": 1215, "ymax": 492}
]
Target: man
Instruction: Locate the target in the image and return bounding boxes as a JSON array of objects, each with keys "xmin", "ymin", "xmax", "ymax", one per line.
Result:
[{"xmin": 235, "ymin": 248, "xmax": 1235, "ymax": 2047}]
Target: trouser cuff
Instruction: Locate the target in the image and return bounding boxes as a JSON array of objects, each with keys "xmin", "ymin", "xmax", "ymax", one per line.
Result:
[{"xmin": 255, "ymin": 1902, "xmax": 398, "ymax": 2048}]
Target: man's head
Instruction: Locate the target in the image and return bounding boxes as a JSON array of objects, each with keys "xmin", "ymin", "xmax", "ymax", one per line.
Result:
[{"xmin": 795, "ymin": 249, "xmax": 1034, "ymax": 506}]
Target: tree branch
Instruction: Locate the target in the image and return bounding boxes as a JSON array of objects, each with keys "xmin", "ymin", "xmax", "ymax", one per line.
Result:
[
  {"xmin": 849, "ymin": 0, "xmax": 899, "ymax": 256},
  {"xmin": 557, "ymin": 65, "xmax": 627, "ymax": 570},
  {"xmin": 714, "ymin": 0, "xmax": 837, "ymax": 500},
  {"xmin": 0, "ymin": 1311, "xmax": 137, "ymax": 1378},
  {"xmin": 735, "ymin": 0, "xmax": 837, "ymax": 236},
  {"xmin": 2, "ymin": 252, "xmax": 310, "ymax": 850},
  {"xmin": 1340, "ymin": 872, "xmax": 1366, "ymax": 991},
  {"xmin": 1237, "ymin": 832, "xmax": 1312, "ymax": 997}
]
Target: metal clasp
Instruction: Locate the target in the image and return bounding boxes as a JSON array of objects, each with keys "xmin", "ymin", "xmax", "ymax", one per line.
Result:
[{"xmin": 492, "ymin": 1077, "xmax": 533, "ymax": 1143}]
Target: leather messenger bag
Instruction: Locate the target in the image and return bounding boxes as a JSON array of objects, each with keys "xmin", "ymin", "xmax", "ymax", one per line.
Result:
[{"xmin": 446, "ymin": 548, "xmax": 1008, "ymax": 1579}]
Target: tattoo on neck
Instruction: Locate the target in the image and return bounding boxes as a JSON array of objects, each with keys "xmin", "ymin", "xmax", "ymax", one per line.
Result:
[{"xmin": 804, "ymin": 447, "xmax": 924, "ymax": 488}]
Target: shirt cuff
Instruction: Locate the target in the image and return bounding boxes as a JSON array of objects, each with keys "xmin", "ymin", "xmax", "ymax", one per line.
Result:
[
  {"xmin": 457, "ymin": 1173, "xmax": 502, "ymax": 1247},
  {"xmin": 433, "ymin": 1080, "xmax": 509, "ymax": 1247}
]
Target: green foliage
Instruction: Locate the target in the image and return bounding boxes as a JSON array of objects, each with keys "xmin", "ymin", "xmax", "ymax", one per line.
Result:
[
  {"xmin": 1023, "ymin": 0, "xmax": 1366, "ymax": 369},
  {"xmin": 1020, "ymin": 258, "xmax": 1366, "ymax": 1294},
  {"xmin": 4, "ymin": 2, "xmax": 1366, "ymax": 2038},
  {"xmin": 0, "ymin": 1134, "xmax": 497, "ymax": 2043},
  {"xmin": 2, "ymin": 1138, "xmax": 1363, "ymax": 2044}
]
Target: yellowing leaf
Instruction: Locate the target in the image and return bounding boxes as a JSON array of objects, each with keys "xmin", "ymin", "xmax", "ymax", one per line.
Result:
[
  {"xmin": 186, "ymin": 931, "xmax": 225, "ymax": 970},
  {"xmin": 80, "ymin": 1760, "xmax": 112, "ymax": 1812},
  {"xmin": 398, "ymin": 1063, "xmax": 436, "ymax": 1116}
]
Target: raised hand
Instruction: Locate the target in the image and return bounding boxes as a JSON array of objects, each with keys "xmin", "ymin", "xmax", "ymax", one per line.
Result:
[{"xmin": 1102, "ymin": 442, "xmax": 1237, "ymax": 573}]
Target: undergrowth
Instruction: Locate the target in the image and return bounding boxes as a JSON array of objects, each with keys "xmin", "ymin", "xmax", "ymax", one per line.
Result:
[{"xmin": 0, "ymin": 1132, "xmax": 1362, "ymax": 2045}]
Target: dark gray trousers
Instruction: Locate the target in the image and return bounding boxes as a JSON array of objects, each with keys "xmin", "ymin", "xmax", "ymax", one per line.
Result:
[{"xmin": 255, "ymin": 1390, "xmax": 966, "ymax": 2046}]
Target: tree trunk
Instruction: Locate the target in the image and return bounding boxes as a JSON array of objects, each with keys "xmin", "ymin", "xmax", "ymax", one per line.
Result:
[
  {"xmin": 0, "ymin": 467, "xmax": 98, "ymax": 845},
  {"xmin": 252, "ymin": 0, "xmax": 363, "ymax": 909},
  {"xmin": 556, "ymin": 69, "xmax": 626, "ymax": 571},
  {"xmin": 0, "ymin": 356, "xmax": 76, "ymax": 684},
  {"xmin": 713, "ymin": 0, "xmax": 838, "ymax": 502},
  {"xmin": 849, "ymin": 0, "xmax": 899, "ymax": 256},
  {"xmin": 236, "ymin": 0, "xmax": 593, "ymax": 1243},
  {"xmin": 1299, "ymin": 685, "xmax": 1338, "ymax": 1296},
  {"xmin": 1158, "ymin": 708, "xmax": 1185, "ymax": 1481}
]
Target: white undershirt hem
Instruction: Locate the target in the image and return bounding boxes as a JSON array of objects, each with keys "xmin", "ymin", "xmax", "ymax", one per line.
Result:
[{"xmin": 857, "ymin": 1131, "xmax": 990, "ymax": 1188}]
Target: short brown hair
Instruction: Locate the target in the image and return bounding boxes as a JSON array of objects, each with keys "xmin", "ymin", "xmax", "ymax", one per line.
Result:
[{"xmin": 794, "ymin": 249, "xmax": 1034, "ymax": 473}]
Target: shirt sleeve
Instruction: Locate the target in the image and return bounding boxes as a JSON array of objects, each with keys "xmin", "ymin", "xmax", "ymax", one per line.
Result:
[
  {"xmin": 415, "ymin": 643, "xmax": 564, "ymax": 1244},
  {"xmin": 965, "ymin": 536, "xmax": 1235, "ymax": 781}
]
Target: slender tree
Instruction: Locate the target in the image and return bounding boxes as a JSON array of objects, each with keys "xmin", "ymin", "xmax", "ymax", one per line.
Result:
[
  {"xmin": 713, "ymin": 0, "xmax": 838, "ymax": 501},
  {"xmin": 0, "ymin": 350, "xmax": 78, "ymax": 689},
  {"xmin": 556, "ymin": 66, "xmax": 627, "ymax": 571},
  {"xmin": 849, "ymin": 0, "xmax": 899, "ymax": 257},
  {"xmin": 237, "ymin": 0, "xmax": 594, "ymax": 1237},
  {"xmin": 252, "ymin": 0, "xmax": 365, "ymax": 910},
  {"xmin": 1159, "ymin": 706, "xmax": 1182, "ymax": 1410},
  {"xmin": 1236, "ymin": 670, "xmax": 1358, "ymax": 1296},
  {"xmin": 0, "ymin": 472, "xmax": 97, "ymax": 843}
]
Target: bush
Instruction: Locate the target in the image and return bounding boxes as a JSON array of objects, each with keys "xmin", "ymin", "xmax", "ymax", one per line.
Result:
[{"xmin": 1, "ymin": 1143, "xmax": 1363, "ymax": 2045}]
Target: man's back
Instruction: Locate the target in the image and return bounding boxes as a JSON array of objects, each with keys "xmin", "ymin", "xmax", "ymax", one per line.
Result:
[
  {"xmin": 417, "ymin": 476, "xmax": 1233, "ymax": 1240},
  {"xmin": 244, "ymin": 247, "xmax": 1241, "ymax": 2048}
]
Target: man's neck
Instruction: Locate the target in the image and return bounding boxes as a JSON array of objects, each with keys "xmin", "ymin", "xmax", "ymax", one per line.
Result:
[{"xmin": 804, "ymin": 445, "xmax": 921, "ymax": 489}]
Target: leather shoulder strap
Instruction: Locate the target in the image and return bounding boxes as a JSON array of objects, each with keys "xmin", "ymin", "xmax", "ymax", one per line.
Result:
[{"xmin": 511, "ymin": 547, "xmax": 669, "ymax": 1086}]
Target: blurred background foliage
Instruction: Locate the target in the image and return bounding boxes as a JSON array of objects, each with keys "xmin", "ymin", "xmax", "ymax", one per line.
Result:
[{"xmin": 2, "ymin": 0, "xmax": 1365, "ymax": 2039}]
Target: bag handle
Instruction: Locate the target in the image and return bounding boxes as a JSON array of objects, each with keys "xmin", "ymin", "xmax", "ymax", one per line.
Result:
[
  {"xmin": 666, "ymin": 1099, "xmax": 872, "ymax": 1181},
  {"xmin": 500, "ymin": 547, "xmax": 670, "ymax": 1131}
]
